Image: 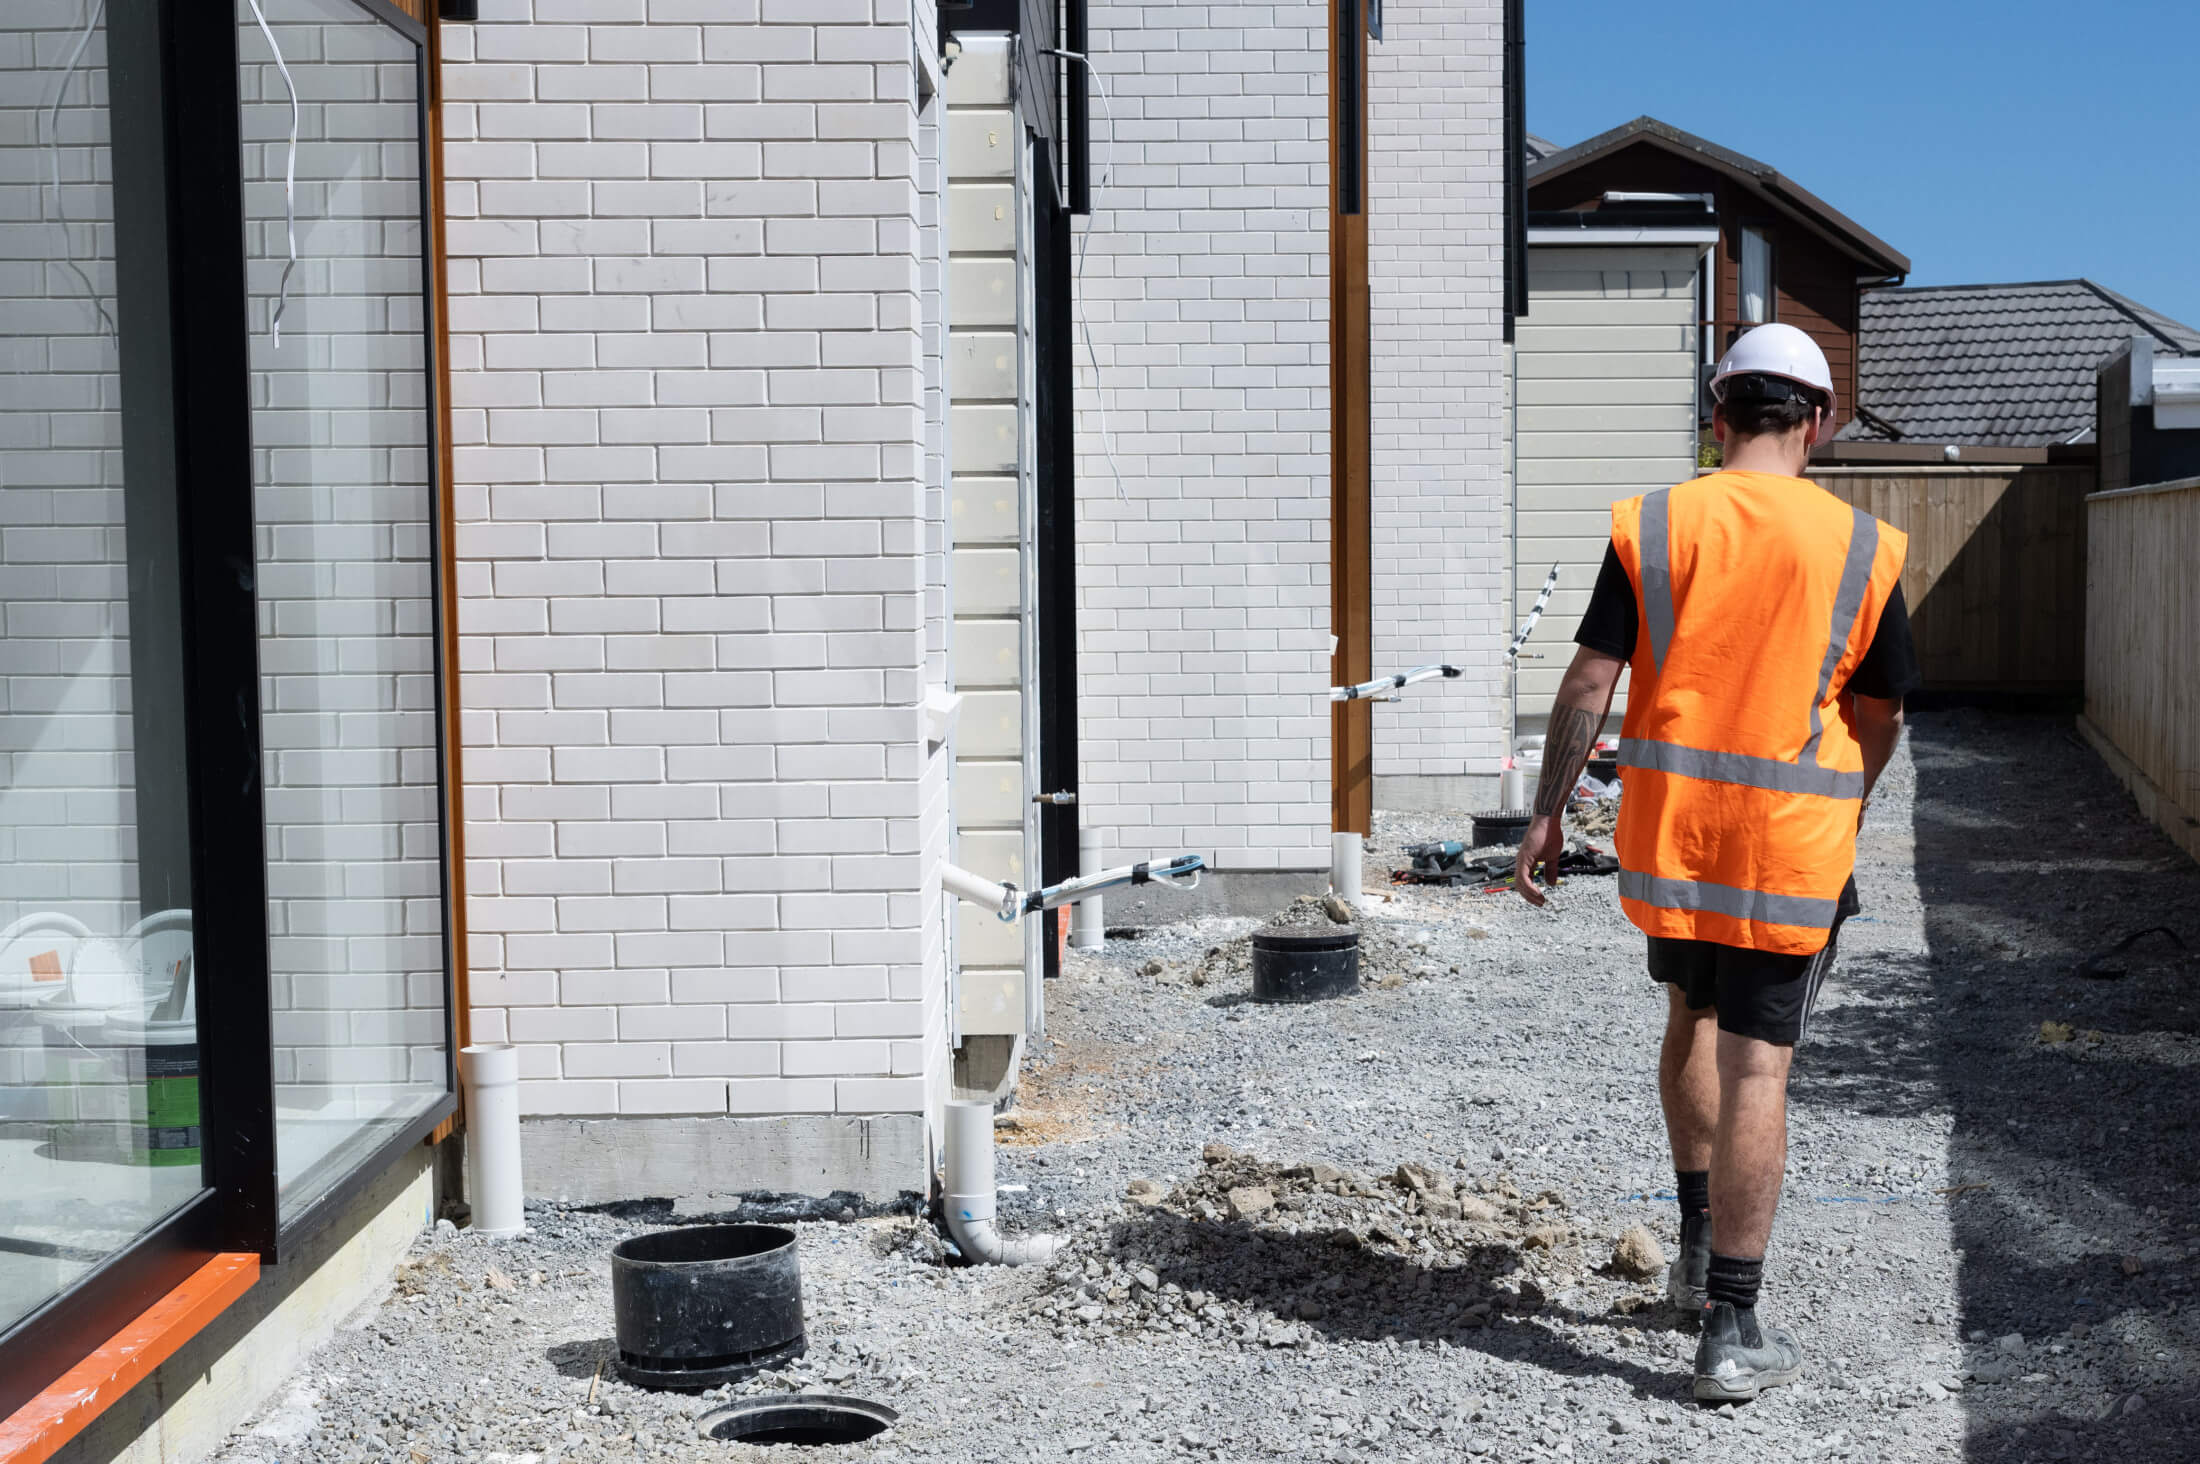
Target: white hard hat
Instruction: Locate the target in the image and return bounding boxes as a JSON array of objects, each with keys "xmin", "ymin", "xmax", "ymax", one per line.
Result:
[{"xmin": 1711, "ymin": 322, "xmax": 1837, "ymax": 419}]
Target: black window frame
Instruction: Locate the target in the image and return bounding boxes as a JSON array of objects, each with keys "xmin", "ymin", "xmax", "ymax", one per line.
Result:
[{"xmin": 0, "ymin": 0, "xmax": 456, "ymax": 1418}]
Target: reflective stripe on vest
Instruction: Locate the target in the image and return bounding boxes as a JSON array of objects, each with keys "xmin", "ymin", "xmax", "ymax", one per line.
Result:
[
  {"xmin": 1617, "ymin": 737, "xmax": 1866, "ymax": 799},
  {"xmin": 1638, "ymin": 488, "xmax": 1676, "ymax": 672},
  {"xmin": 1627, "ymin": 491, "xmax": 1878, "ymax": 804},
  {"xmin": 1617, "ymin": 870, "xmax": 1842, "ymax": 929}
]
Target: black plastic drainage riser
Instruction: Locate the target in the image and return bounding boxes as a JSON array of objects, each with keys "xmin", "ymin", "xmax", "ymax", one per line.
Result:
[
  {"xmin": 610, "ymin": 1224, "xmax": 806, "ymax": 1390},
  {"xmin": 1251, "ymin": 928, "xmax": 1360, "ymax": 1003},
  {"xmin": 1471, "ymin": 809, "xmax": 1533, "ymax": 848}
]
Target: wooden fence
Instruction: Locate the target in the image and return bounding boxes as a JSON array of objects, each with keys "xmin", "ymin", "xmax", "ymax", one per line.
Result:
[
  {"xmin": 1808, "ymin": 464, "xmax": 2096, "ymax": 693},
  {"xmin": 2082, "ymin": 477, "xmax": 2200, "ymax": 861}
]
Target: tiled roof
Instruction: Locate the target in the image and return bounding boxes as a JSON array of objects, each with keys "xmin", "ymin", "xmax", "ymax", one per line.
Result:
[{"xmin": 1842, "ymin": 280, "xmax": 2200, "ymax": 447}]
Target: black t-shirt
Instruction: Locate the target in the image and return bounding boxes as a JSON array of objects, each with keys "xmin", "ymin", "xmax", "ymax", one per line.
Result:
[{"xmin": 1574, "ymin": 542, "xmax": 1921, "ymax": 701}]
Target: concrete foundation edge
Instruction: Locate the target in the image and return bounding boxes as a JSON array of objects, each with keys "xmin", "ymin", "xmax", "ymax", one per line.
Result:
[
  {"xmin": 2077, "ymin": 715, "xmax": 2200, "ymax": 866},
  {"xmin": 1374, "ymin": 773, "xmax": 1503, "ymax": 813},
  {"xmin": 521, "ymin": 1113, "xmax": 932, "ymax": 1206},
  {"xmin": 56, "ymin": 1148, "xmax": 434, "ymax": 1464}
]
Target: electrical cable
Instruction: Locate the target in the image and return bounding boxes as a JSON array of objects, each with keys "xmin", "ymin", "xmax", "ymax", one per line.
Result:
[
  {"xmin": 245, "ymin": 0, "xmax": 301, "ymax": 347},
  {"xmin": 1042, "ymin": 47, "xmax": 1127, "ymax": 501},
  {"xmin": 41, "ymin": 0, "xmax": 116, "ymax": 338}
]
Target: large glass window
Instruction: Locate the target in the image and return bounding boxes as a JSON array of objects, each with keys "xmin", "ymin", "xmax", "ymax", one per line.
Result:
[
  {"xmin": 237, "ymin": 0, "xmax": 448, "ymax": 1219},
  {"xmin": 1, "ymin": 1, "xmax": 204, "ymax": 1333}
]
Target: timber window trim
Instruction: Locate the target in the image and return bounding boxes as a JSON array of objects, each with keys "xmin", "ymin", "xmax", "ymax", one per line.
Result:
[{"xmin": 0, "ymin": 0, "xmax": 459, "ymax": 1421}]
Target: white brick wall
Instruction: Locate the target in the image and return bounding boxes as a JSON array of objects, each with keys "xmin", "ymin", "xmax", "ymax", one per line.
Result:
[
  {"xmin": 1074, "ymin": 0, "xmax": 1332, "ymax": 874},
  {"xmin": 442, "ymin": 0, "xmax": 949, "ymax": 1130},
  {"xmin": 1367, "ymin": 2, "xmax": 1510, "ymax": 781}
]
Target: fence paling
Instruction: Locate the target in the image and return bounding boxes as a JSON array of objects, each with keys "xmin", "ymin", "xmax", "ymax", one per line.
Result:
[{"xmin": 2084, "ymin": 479, "xmax": 2200, "ymax": 839}]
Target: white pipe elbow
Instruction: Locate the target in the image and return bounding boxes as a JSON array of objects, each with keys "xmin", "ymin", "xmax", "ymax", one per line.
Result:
[
  {"xmin": 942, "ymin": 1099, "xmax": 1062, "ymax": 1267},
  {"xmin": 944, "ymin": 1210, "xmax": 1064, "ymax": 1268}
]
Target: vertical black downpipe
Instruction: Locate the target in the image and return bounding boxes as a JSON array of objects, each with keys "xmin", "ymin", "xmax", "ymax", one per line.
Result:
[
  {"xmin": 1339, "ymin": 0, "xmax": 1363, "ymax": 215},
  {"xmin": 1502, "ymin": 0, "xmax": 1527, "ymax": 336},
  {"xmin": 1033, "ymin": 141, "xmax": 1079, "ymax": 977},
  {"xmin": 1066, "ymin": 0, "xmax": 1090, "ymax": 215}
]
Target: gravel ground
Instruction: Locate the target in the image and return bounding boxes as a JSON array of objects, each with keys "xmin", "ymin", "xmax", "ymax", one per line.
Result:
[{"xmin": 208, "ymin": 712, "xmax": 2200, "ymax": 1464}]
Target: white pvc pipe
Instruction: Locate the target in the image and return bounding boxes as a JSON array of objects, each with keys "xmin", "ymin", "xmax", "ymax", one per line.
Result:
[
  {"xmin": 1330, "ymin": 832, "xmax": 1362, "ymax": 907},
  {"xmin": 942, "ymin": 1099, "xmax": 1061, "ymax": 1266},
  {"xmin": 1071, "ymin": 829, "xmax": 1104, "ymax": 949},
  {"xmin": 942, "ymin": 861, "xmax": 1016, "ymax": 920},
  {"xmin": 460, "ymin": 1043, "xmax": 524, "ymax": 1236}
]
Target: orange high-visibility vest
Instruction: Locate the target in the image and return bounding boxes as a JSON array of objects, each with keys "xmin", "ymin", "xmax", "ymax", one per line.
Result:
[{"xmin": 1609, "ymin": 470, "xmax": 1908, "ymax": 955}]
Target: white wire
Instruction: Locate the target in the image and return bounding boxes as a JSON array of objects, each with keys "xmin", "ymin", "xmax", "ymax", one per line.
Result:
[
  {"xmin": 41, "ymin": 0, "xmax": 116, "ymax": 338},
  {"xmin": 245, "ymin": 0, "xmax": 301, "ymax": 348},
  {"xmin": 1043, "ymin": 47, "xmax": 1128, "ymax": 502}
]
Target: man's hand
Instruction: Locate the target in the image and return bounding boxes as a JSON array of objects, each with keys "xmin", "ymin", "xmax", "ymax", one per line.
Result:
[
  {"xmin": 1513, "ymin": 646, "xmax": 1624, "ymax": 908},
  {"xmin": 1513, "ymin": 814, "xmax": 1565, "ymax": 906}
]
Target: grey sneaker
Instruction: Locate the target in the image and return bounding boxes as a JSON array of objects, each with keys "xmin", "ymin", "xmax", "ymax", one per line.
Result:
[
  {"xmin": 1693, "ymin": 1302, "xmax": 1804, "ymax": 1402},
  {"xmin": 1666, "ymin": 1213, "xmax": 1711, "ymax": 1311}
]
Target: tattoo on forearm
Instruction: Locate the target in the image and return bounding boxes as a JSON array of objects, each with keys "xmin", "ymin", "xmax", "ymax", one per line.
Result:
[{"xmin": 1534, "ymin": 703, "xmax": 1603, "ymax": 817}]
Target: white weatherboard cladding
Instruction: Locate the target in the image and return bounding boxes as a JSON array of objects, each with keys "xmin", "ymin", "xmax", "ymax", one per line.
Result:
[
  {"xmin": 1513, "ymin": 245, "xmax": 1703, "ymax": 728},
  {"xmin": 944, "ymin": 36, "xmax": 1035, "ymax": 1038}
]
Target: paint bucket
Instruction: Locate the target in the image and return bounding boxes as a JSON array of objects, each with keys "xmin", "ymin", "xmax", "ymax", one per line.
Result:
[{"xmin": 142, "ymin": 1025, "xmax": 202, "ymax": 1168}]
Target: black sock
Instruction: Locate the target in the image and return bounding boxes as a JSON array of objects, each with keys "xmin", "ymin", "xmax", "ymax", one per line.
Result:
[
  {"xmin": 1676, "ymin": 1170, "xmax": 1710, "ymax": 1224},
  {"xmin": 1706, "ymin": 1253, "xmax": 1763, "ymax": 1311}
]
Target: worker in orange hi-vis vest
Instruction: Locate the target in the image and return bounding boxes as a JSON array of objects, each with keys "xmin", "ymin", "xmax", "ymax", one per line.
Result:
[{"xmin": 1513, "ymin": 322, "xmax": 1918, "ymax": 1405}]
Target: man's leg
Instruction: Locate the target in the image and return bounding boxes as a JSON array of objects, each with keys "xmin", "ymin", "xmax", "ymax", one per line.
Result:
[
  {"xmin": 1708, "ymin": 1029, "xmax": 1794, "ymax": 1259},
  {"xmin": 1658, "ymin": 984, "xmax": 1718, "ymax": 1308},
  {"xmin": 1659, "ymin": 985, "xmax": 1718, "ymax": 1170},
  {"xmin": 1694, "ymin": 1027, "xmax": 1805, "ymax": 1402}
]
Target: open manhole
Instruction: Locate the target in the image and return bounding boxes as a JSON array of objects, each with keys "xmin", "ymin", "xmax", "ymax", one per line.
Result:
[{"xmin": 702, "ymin": 1395, "xmax": 897, "ymax": 1446}]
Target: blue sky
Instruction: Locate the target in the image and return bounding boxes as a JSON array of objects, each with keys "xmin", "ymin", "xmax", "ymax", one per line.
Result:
[{"xmin": 1528, "ymin": 0, "xmax": 2200, "ymax": 328}]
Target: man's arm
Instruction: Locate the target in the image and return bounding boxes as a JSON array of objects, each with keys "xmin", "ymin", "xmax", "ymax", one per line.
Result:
[
  {"xmin": 1514, "ymin": 646, "xmax": 1626, "ymax": 907},
  {"xmin": 1852, "ymin": 692, "xmax": 1904, "ymax": 824}
]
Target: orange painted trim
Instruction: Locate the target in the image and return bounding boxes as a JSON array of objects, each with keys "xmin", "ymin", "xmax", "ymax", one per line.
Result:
[
  {"xmin": 0, "ymin": 1253, "xmax": 260, "ymax": 1464},
  {"xmin": 425, "ymin": 1115, "xmax": 457, "ymax": 1147}
]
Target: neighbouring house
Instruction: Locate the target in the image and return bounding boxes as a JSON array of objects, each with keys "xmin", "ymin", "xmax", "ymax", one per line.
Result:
[
  {"xmin": 2099, "ymin": 332, "xmax": 2200, "ymax": 495},
  {"xmin": 1839, "ymin": 279, "xmax": 2200, "ymax": 449},
  {"xmin": 1527, "ymin": 115, "xmax": 1912, "ymax": 437},
  {"xmin": 2, "ymin": 1, "xmax": 1529, "ymax": 1453},
  {"xmin": 1510, "ymin": 197, "xmax": 1716, "ymax": 731}
]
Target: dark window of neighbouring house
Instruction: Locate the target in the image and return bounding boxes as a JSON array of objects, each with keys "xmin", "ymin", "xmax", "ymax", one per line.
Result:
[{"xmin": 1740, "ymin": 225, "xmax": 1775, "ymax": 325}]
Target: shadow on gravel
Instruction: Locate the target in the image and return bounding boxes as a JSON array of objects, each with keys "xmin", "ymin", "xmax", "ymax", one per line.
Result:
[
  {"xmin": 1106, "ymin": 1209, "xmax": 1684, "ymax": 1399},
  {"xmin": 548, "ymin": 1338, "xmax": 614, "ymax": 1378},
  {"xmin": 1831, "ymin": 711, "xmax": 2200, "ymax": 1462}
]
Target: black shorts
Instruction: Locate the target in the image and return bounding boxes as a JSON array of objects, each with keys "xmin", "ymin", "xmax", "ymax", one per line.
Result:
[{"xmin": 1647, "ymin": 879, "xmax": 1859, "ymax": 1045}]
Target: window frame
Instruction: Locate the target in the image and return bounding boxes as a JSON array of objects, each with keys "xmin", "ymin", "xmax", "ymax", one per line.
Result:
[{"xmin": 0, "ymin": 0, "xmax": 457, "ymax": 1418}]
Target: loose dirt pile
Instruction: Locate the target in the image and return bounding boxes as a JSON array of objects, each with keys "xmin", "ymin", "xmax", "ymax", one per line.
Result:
[{"xmin": 1026, "ymin": 1143, "xmax": 1642, "ymax": 1351}]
